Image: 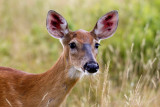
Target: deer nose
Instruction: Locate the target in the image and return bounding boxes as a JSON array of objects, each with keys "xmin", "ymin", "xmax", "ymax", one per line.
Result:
[{"xmin": 83, "ymin": 61, "xmax": 99, "ymax": 73}]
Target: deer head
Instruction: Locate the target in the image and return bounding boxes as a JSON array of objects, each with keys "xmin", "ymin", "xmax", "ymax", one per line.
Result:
[{"xmin": 46, "ymin": 10, "xmax": 118, "ymax": 75}]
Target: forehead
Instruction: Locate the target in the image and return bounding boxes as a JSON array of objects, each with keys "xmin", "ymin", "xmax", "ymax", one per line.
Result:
[{"xmin": 72, "ymin": 29, "xmax": 95, "ymax": 44}]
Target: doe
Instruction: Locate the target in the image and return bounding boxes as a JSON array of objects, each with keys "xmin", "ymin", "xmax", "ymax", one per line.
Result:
[{"xmin": 0, "ymin": 10, "xmax": 118, "ymax": 107}]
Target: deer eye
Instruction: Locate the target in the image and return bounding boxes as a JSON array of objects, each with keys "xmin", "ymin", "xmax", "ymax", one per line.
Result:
[
  {"xmin": 69, "ymin": 42, "xmax": 76, "ymax": 49},
  {"xmin": 95, "ymin": 43, "xmax": 100, "ymax": 49}
]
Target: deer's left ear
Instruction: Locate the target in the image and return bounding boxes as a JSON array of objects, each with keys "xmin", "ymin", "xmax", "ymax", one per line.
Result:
[{"xmin": 91, "ymin": 10, "xmax": 119, "ymax": 40}]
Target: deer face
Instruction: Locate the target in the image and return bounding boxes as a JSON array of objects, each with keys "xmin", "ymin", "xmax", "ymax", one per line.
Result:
[
  {"xmin": 64, "ymin": 29, "xmax": 99, "ymax": 73},
  {"xmin": 46, "ymin": 10, "xmax": 118, "ymax": 74}
]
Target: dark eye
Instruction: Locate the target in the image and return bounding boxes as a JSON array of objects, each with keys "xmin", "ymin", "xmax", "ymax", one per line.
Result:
[
  {"xmin": 95, "ymin": 43, "xmax": 100, "ymax": 49},
  {"xmin": 69, "ymin": 42, "xmax": 76, "ymax": 49}
]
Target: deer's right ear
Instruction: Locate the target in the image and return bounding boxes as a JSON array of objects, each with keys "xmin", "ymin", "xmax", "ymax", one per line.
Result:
[{"xmin": 46, "ymin": 10, "xmax": 69, "ymax": 39}]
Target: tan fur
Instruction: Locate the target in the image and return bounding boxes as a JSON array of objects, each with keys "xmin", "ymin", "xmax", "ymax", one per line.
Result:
[
  {"xmin": 0, "ymin": 10, "xmax": 119, "ymax": 107},
  {"xmin": 0, "ymin": 30, "xmax": 98, "ymax": 107}
]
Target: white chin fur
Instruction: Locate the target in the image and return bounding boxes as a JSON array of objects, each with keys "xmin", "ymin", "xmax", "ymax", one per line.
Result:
[
  {"xmin": 68, "ymin": 67, "xmax": 99, "ymax": 79},
  {"xmin": 68, "ymin": 67, "xmax": 84, "ymax": 79}
]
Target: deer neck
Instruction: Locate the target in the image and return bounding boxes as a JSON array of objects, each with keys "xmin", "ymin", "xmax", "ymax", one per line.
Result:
[{"xmin": 37, "ymin": 53, "xmax": 81, "ymax": 106}]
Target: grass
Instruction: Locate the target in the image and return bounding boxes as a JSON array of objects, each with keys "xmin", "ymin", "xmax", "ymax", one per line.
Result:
[{"xmin": 0, "ymin": 0, "xmax": 160, "ymax": 106}]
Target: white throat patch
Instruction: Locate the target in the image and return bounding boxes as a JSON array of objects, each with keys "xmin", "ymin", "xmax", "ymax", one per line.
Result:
[{"xmin": 68, "ymin": 67, "xmax": 84, "ymax": 79}]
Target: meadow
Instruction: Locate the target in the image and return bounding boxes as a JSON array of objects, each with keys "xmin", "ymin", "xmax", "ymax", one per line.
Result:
[{"xmin": 0, "ymin": 0, "xmax": 160, "ymax": 106}]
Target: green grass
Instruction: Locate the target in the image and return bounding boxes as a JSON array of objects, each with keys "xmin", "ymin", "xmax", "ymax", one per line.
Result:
[{"xmin": 0, "ymin": 0, "xmax": 160, "ymax": 106}]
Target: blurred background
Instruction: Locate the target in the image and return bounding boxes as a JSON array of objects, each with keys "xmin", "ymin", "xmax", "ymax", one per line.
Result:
[{"xmin": 0, "ymin": 0, "xmax": 160, "ymax": 106}]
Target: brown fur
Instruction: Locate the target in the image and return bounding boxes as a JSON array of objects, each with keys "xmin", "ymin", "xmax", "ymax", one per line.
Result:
[
  {"xmin": 0, "ymin": 10, "xmax": 119, "ymax": 106},
  {"xmin": 0, "ymin": 30, "xmax": 97, "ymax": 107},
  {"xmin": 0, "ymin": 56, "xmax": 79, "ymax": 107}
]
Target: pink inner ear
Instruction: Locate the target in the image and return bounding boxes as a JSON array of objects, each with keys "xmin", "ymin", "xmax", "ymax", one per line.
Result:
[
  {"xmin": 50, "ymin": 14, "xmax": 64, "ymax": 30},
  {"xmin": 102, "ymin": 13, "xmax": 116, "ymax": 32}
]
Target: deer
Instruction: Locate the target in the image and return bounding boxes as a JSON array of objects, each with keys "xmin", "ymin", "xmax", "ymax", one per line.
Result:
[{"xmin": 0, "ymin": 10, "xmax": 118, "ymax": 107}]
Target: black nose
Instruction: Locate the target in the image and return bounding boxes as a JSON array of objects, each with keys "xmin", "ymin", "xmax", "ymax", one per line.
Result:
[{"xmin": 83, "ymin": 61, "xmax": 99, "ymax": 73}]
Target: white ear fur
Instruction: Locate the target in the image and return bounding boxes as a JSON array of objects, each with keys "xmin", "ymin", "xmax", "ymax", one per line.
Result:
[
  {"xmin": 91, "ymin": 10, "xmax": 119, "ymax": 40},
  {"xmin": 46, "ymin": 10, "xmax": 69, "ymax": 39}
]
